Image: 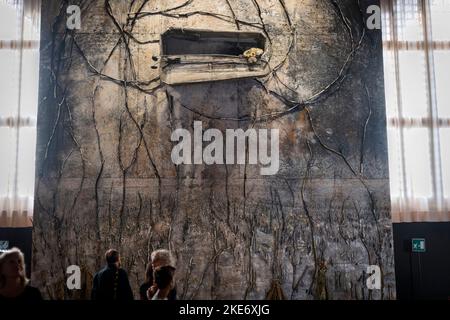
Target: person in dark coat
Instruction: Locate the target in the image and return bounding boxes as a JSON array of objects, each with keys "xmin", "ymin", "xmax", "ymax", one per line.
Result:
[
  {"xmin": 0, "ymin": 247, "xmax": 42, "ymax": 301},
  {"xmin": 91, "ymin": 249, "xmax": 134, "ymax": 301},
  {"xmin": 151, "ymin": 266, "xmax": 176, "ymax": 300},
  {"xmin": 139, "ymin": 249, "xmax": 177, "ymax": 300}
]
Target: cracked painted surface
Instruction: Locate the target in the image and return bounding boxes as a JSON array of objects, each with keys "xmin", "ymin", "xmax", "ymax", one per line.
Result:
[{"xmin": 32, "ymin": 0, "xmax": 395, "ymax": 299}]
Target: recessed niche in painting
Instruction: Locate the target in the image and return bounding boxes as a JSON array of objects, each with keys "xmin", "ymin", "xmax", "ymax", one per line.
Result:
[{"xmin": 159, "ymin": 28, "xmax": 270, "ymax": 85}]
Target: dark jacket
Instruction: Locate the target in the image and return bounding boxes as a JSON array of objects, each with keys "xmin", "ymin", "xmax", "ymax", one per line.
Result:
[
  {"xmin": 139, "ymin": 282, "xmax": 177, "ymax": 300},
  {"xmin": 91, "ymin": 265, "xmax": 134, "ymax": 300},
  {"xmin": 0, "ymin": 285, "xmax": 42, "ymax": 301}
]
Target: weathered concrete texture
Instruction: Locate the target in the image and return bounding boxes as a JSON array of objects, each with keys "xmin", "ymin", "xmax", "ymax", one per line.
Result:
[{"xmin": 32, "ymin": 0, "xmax": 395, "ymax": 300}]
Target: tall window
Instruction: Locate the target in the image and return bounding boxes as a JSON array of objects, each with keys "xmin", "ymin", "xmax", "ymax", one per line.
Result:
[
  {"xmin": 0, "ymin": 0, "xmax": 41, "ymax": 227},
  {"xmin": 382, "ymin": 0, "xmax": 450, "ymax": 222}
]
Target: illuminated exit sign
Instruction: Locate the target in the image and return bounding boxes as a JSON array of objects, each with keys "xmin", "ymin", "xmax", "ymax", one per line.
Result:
[
  {"xmin": 0, "ymin": 240, "xmax": 9, "ymax": 250},
  {"xmin": 412, "ymin": 238, "xmax": 426, "ymax": 253}
]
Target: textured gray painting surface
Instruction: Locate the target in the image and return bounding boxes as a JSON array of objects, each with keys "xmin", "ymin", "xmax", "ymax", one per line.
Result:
[{"xmin": 33, "ymin": 0, "xmax": 395, "ymax": 299}]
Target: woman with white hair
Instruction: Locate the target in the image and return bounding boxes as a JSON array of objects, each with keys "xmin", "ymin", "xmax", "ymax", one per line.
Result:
[
  {"xmin": 0, "ymin": 247, "xmax": 42, "ymax": 300},
  {"xmin": 139, "ymin": 249, "xmax": 177, "ymax": 300}
]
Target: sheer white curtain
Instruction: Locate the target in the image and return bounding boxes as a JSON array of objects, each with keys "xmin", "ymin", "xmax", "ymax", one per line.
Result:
[
  {"xmin": 382, "ymin": 0, "xmax": 450, "ymax": 222},
  {"xmin": 0, "ymin": 0, "xmax": 41, "ymax": 227}
]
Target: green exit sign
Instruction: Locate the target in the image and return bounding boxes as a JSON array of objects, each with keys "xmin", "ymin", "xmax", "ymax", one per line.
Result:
[
  {"xmin": 0, "ymin": 241, "xmax": 8, "ymax": 250},
  {"xmin": 412, "ymin": 238, "xmax": 426, "ymax": 253}
]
